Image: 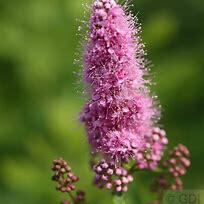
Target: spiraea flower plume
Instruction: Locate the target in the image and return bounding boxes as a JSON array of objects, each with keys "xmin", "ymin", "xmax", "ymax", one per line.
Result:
[
  {"xmin": 50, "ymin": 0, "xmax": 191, "ymax": 202},
  {"xmin": 80, "ymin": 0, "xmax": 165, "ymax": 163}
]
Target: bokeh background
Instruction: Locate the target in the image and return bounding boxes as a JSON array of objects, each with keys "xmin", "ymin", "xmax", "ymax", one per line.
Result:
[{"xmin": 0, "ymin": 0, "xmax": 204, "ymax": 203}]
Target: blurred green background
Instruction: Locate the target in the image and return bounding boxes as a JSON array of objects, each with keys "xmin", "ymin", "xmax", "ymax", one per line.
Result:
[{"xmin": 0, "ymin": 0, "xmax": 204, "ymax": 203}]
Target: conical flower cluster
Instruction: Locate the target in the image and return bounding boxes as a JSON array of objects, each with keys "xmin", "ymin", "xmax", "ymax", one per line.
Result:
[{"xmin": 80, "ymin": 0, "xmax": 163, "ymax": 163}]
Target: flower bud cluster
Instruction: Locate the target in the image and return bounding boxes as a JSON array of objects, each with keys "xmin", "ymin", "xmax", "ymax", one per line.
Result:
[
  {"xmin": 93, "ymin": 160, "xmax": 133, "ymax": 192},
  {"xmin": 150, "ymin": 143, "xmax": 190, "ymax": 200},
  {"xmin": 51, "ymin": 158, "xmax": 86, "ymax": 204},
  {"xmin": 52, "ymin": 158, "xmax": 78, "ymax": 193},
  {"xmin": 76, "ymin": 190, "xmax": 86, "ymax": 202},
  {"xmin": 162, "ymin": 144, "xmax": 190, "ymax": 190},
  {"xmin": 163, "ymin": 144, "xmax": 190, "ymax": 178},
  {"xmin": 136, "ymin": 127, "xmax": 168, "ymax": 170},
  {"xmin": 151, "ymin": 175, "xmax": 169, "ymax": 193},
  {"xmin": 152, "ymin": 175, "xmax": 183, "ymax": 192},
  {"xmin": 170, "ymin": 177, "xmax": 183, "ymax": 191}
]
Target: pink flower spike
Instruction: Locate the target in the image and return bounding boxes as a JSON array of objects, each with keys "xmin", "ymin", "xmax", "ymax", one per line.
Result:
[{"xmin": 80, "ymin": 0, "xmax": 162, "ymax": 164}]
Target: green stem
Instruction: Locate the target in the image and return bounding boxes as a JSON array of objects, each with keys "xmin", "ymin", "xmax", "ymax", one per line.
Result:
[
  {"xmin": 113, "ymin": 193, "xmax": 126, "ymax": 204},
  {"xmin": 128, "ymin": 164, "xmax": 137, "ymax": 174},
  {"xmin": 68, "ymin": 191, "xmax": 77, "ymax": 204}
]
